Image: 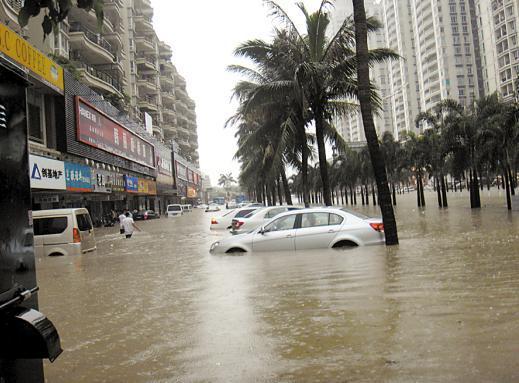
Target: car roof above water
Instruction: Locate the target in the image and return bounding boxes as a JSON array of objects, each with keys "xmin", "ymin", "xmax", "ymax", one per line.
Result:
[{"xmin": 32, "ymin": 208, "xmax": 90, "ymax": 217}]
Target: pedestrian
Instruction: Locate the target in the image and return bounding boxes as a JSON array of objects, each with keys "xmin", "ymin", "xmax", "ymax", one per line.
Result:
[
  {"xmin": 122, "ymin": 212, "xmax": 141, "ymax": 239},
  {"xmin": 118, "ymin": 210, "xmax": 126, "ymax": 234}
]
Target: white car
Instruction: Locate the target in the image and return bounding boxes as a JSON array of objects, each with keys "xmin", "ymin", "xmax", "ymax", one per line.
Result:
[
  {"xmin": 210, "ymin": 207, "xmax": 261, "ymax": 230},
  {"xmin": 230, "ymin": 206, "xmax": 301, "ymax": 234},
  {"xmin": 210, "ymin": 208, "xmax": 385, "ymax": 254},
  {"xmin": 166, "ymin": 204, "xmax": 183, "ymax": 217},
  {"xmin": 196, "ymin": 204, "xmax": 209, "ymax": 209},
  {"xmin": 205, "ymin": 204, "xmax": 221, "ymax": 212}
]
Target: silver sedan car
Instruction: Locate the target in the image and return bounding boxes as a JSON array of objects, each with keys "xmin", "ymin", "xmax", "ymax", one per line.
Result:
[{"xmin": 210, "ymin": 208, "xmax": 385, "ymax": 254}]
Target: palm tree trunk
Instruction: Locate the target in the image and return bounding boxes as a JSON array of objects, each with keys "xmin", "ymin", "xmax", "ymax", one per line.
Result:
[
  {"xmin": 417, "ymin": 175, "xmax": 422, "ymax": 207},
  {"xmin": 441, "ymin": 175, "xmax": 448, "ymax": 208},
  {"xmin": 419, "ymin": 175, "xmax": 426, "ymax": 207},
  {"xmin": 503, "ymin": 166, "xmax": 512, "ymax": 210},
  {"xmin": 474, "ymin": 167, "xmax": 481, "ymax": 208},
  {"xmin": 365, "ymin": 185, "xmax": 369, "ymax": 205},
  {"xmin": 371, "ymin": 183, "xmax": 376, "ymax": 205},
  {"xmin": 508, "ymin": 166, "xmax": 515, "ymax": 196},
  {"xmin": 361, "ymin": 187, "xmax": 365, "ymax": 205},
  {"xmin": 353, "ymin": 0, "xmax": 398, "ymax": 245},
  {"xmin": 436, "ymin": 176, "xmax": 442, "ymax": 207},
  {"xmin": 281, "ymin": 169, "xmax": 293, "ymax": 205},
  {"xmin": 301, "ymin": 143, "xmax": 310, "ymax": 208},
  {"xmin": 392, "ymin": 183, "xmax": 396, "ymax": 206},
  {"xmin": 315, "ymin": 114, "xmax": 332, "ymax": 206},
  {"xmin": 276, "ymin": 177, "xmax": 283, "ymax": 205}
]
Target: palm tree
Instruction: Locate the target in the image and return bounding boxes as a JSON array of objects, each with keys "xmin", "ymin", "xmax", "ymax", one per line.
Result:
[
  {"xmin": 262, "ymin": 0, "xmax": 397, "ymax": 206},
  {"xmin": 218, "ymin": 173, "xmax": 236, "ymax": 198},
  {"xmin": 352, "ymin": 0, "xmax": 398, "ymax": 245}
]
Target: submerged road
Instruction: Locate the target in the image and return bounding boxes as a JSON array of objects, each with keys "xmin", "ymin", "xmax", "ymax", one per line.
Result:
[{"xmin": 38, "ymin": 191, "xmax": 519, "ymax": 382}]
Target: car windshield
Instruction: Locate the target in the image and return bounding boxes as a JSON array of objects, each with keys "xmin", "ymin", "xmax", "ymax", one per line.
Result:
[
  {"xmin": 168, "ymin": 206, "xmax": 181, "ymax": 211},
  {"xmin": 340, "ymin": 208, "xmax": 370, "ymax": 219},
  {"xmin": 244, "ymin": 208, "xmax": 264, "ymax": 218}
]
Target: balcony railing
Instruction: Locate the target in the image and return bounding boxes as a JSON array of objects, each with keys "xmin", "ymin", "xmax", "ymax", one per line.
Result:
[
  {"xmin": 73, "ymin": 60, "xmax": 123, "ymax": 93},
  {"xmin": 5, "ymin": 0, "xmax": 22, "ymax": 11},
  {"xmin": 136, "ymin": 55, "xmax": 156, "ymax": 67},
  {"xmin": 69, "ymin": 22, "xmax": 116, "ymax": 57}
]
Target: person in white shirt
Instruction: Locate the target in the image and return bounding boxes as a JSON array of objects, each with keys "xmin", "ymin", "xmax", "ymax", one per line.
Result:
[
  {"xmin": 122, "ymin": 212, "xmax": 141, "ymax": 238},
  {"xmin": 118, "ymin": 211, "xmax": 126, "ymax": 234}
]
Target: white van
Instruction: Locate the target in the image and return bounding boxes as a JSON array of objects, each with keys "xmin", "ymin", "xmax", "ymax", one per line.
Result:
[
  {"xmin": 166, "ymin": 204, "xmax": 183, "ymax": 217},
  {"xmin": 181, "ymin": 204, "xmax": 192, "ymax": 213},
  {"xmin": 33, "ymin": 208, "xmax": 96, "ymax": 257}
]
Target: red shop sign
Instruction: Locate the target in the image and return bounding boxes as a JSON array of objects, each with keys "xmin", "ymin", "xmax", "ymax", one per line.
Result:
[{"xmin": 75, "ymin": 97, "xmax": 155, "ymax": 168}]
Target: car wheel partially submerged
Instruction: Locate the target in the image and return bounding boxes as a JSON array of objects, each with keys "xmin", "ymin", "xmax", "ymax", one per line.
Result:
[{"xmin": 332, "ymin": 240, "xmax": 358, "ymax": 249}]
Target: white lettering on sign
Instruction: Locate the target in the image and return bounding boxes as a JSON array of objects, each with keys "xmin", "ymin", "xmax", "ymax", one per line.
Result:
[{"xmin": 79, "ymin": 105, "xmax": 97, "ymax": 123}]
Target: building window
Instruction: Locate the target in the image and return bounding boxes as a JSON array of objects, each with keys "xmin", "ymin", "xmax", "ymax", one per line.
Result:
[{"xmin": 26, "ymin": 89, "xmax": 45, "ymax": 144}]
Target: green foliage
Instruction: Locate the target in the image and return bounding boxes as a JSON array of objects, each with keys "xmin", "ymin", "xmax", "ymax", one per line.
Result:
[{"xmin": 18, "ymin": 0, "xmax": 104, "ymax": 39}]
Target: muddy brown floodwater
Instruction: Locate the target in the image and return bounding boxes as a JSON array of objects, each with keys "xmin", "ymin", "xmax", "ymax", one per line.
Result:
[{"xmin": 38, "ymin": 191, "xmax": 519, "ymax": 383}]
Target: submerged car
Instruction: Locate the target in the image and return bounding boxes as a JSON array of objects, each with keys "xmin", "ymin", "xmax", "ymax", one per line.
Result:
[
  {"xmin": 205, "ymin": 204, "xmax": 221, "ymax": 212},
  {"xmin": 231, "ymin": 205, "xmax": 301, "ymax": 234},
  {"xmin": 210, "ymin": 207, "xmax": 261, "ymax": 230},
  {"xmin": 133, "ymin": 210, "xmax": 160, "ymax": 220},
  {"xmin": 210, "ymin": 208, "xmax": 385, "ymax": 254}
]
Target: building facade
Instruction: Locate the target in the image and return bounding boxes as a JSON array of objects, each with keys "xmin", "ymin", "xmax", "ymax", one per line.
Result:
[{"xmin": 0, "ymin": 1, "xmax": 201, "ymax": 222}]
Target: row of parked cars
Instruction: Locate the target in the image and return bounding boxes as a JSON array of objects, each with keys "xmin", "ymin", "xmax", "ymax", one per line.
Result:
[{"xmin": 209, "ymin": 205, "xmax": 385, "ymax": 254}]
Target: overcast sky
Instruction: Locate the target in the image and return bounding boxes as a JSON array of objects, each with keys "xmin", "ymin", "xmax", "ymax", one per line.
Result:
[{"xmin": 152, "ymin": 0, "xmax": 323, "ymax": 186}]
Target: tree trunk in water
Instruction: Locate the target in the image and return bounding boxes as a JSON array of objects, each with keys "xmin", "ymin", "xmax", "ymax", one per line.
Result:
[
  {"xmin": 281, "ymin": 169, "xmax": 293, "ymax": 205},
  {"xmin": 392, "ymin": 183, "xmax": 396, "ymax": 206},
  {"xmin": 372, "ymin": 183, "xmax": 376, "ymax": 205},
  {"xmin": 361, "ymin": 187, "xmax": 365, "ymax": 205},
  {"xmin": 277, "ymin": 178, "xmax": 283, "ymax": 205},
  {"xmin": 417, "ymin": 175, "xmax": 422, "ymax": 207},
  {"xmin": 474, "ymin": 168, "xmax": 481, "ymax": 208},
  {"xmin": 271, "ymin": 184, "xmax": 277, "ymax": 206},
  {"xmin": 441, "ymin": 176, "xmax": 448, "ymax": 208},
  {"xmin": 353, "ymin": 187, "xmax": 357, "ymax": 205},
  {"xmin": 344, "ymin": 187, "xmax": 348, "ymax": 205},
  {"xmin": 353, "ymin": 0, "xmax": 398, "ymax": 245},
  {"xmin": 436, "ymin": 176, "xmax": 443, "ymax": 207},
  {"xmin": 508, "ymin": 166, "xmax": 515, "ymax": 196},
  {"xmin": 365, "ymin": 185, "xmax": 369, "ymax": 205},
  {"xmin": 301, "ymin": 141, "xmax": 310, "ymax": 208},
  {"xmin": 315, "ymin": 115, "xmax": 332, "ymax": 206},
  {"xmin": 419, "ymin": 175, "xmax": 426, "ymax": 207},
  {"xmin": 504, "ymin": 167, "xmax": 512, "ymax": 210}
]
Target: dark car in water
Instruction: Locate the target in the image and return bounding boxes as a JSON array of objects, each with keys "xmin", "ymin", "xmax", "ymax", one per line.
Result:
[{"xmin": 133, "ymin": 210, "xmax": 160, "ymax": 220}]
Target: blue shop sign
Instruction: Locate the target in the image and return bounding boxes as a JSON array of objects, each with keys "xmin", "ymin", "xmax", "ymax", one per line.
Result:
[
  {"xmin": 64, "ymin": 162, "xmax": 92, "ymax": 192},
  {"xmin": 124, "ymin": 175, "xmax": 138, "ymax": 193}
]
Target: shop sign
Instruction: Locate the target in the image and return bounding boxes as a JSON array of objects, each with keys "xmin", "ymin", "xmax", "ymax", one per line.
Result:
[
  {"xmin": 187, "ymin": 187, "xmax": 197, "ymax": 198},
  {"xmin": 64, "ymin": 162, "xmax": 92, "ymax": 192},
  {"xmin": 29, "ymin": 155, "xmax": 66, "ymax": 190},
  {"xmin": 156, "ymin": 146, "xmax": 173, "ymax": 176},
  {"xmin": 138, "ymin": 179, "xmax": 157, "ymax": 195},
  {"xmin": 33, "ymin": 195, "xmax": 59, "ymax": 204},
  {"xmin": 0, "ymin": 22, "xmax": 64, "ymax": 93},
  {"xmin": 76, "ymin": 97, "xmax": 155, "ymax": 168},
  {"xmin": 92, "ymin": 169, "xmax": 113, "ymax": 193},
  {"xmin": 175, "ymin": 161, "xmax": 187, "ymax": 181},
  {"xmin": 124, "ymin": 175, "xmax": 138, "ymax": 193},
  {"xmin": 112, "ymin": 173, "xmax": 125, "ymax": 192}
]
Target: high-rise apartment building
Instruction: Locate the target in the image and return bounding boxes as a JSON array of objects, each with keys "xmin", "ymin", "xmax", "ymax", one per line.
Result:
[
  {"xmin": 0, "ymin": 0, "xmax": 199, "ymax": 164},
  {"xmin": 476, "ymin": 0, "xmax": 519, "ymax": 101},
  {"xmin": 330, "ymin": 0, "xmax": 394, "ymax": 143}
]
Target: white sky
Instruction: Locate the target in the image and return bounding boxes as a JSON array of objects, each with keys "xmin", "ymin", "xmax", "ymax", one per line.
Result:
[{"xmin": 151, "ymin": 0, "xmax": 324, "ymax": 186}]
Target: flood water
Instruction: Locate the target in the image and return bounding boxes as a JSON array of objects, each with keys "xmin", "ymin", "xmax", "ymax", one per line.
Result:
[{"xmin": 38, "ymin": 190, "xmax": 519, "ymax": 382}]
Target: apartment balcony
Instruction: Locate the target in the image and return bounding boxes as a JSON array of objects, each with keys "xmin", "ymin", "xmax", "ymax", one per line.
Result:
[
  {"xmin": 137, "ymin": 76, "xmax": 159, "ymax": 96},
  {"xmin": 74, "ymin": 62, "xmax": 124, "ymax": 97},
  {"xmin": 159, "ymin": 41, "xmax": 173, "ymax": 59},
  {"xmin": 159, "ymin": 60, "xmax": 175, "ymax": 76},
  {"xmin": 138, "ymin": 96, "xmax": 159, "ymax": 113},
  {"xmin": 163, "ymin": 111, "xmax": 177, "ymax": 126},
  {"xmin": 135, "ymin": 35, "xmax": 156, "ymax": 54},
  {"xmin": 69, "ymin": 23, "xmax": 117, "ymax": 65},
  {"xmin": 160, "ymin": 74, "xmax": 175, "ymax": 88},
  {"xmin": 153, "ymin": 125, "xmax": 163, "ymax": 139},
  {"xmin": 161, "ymin": 91, "xmax": 176, "ymax": 106},
  {"xmin": 135, "ymin": 0, "xmax": 153, "ymax": 15},
  {"xmin": 136, "ymin": 55, "xmax": 157, "ymax": 73},
  {"xmin": 162, "ymin": 107, "xmax": 176, "ymax": 120},
  {"xmin": 134, "ymin": 12, "xmax": 154, "ymax": 33}
]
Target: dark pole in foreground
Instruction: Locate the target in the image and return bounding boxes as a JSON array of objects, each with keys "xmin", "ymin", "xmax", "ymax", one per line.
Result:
[{"xmin": 352, "ymin": 0, "xmax": 399, "ymax": 245}]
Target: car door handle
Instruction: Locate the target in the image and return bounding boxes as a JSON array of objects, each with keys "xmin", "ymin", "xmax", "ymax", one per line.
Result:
[
  {"xmin": 286, "ymin": 234, "xmax": 292, "ymax": 238},
  {"xmin": 328, "ymin": 229, "xmax": 335, "ymax": 233}
]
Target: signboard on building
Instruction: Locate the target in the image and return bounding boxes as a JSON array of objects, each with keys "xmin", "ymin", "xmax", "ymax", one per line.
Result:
[
  {"xmin": 0, "ymin": 22, "xmax": 64, "ymax": 93},
  {"xmin": 112, "ymin": 173, "xmax": 125, "ymax": 193},
  {"xmin": 124, "ymin": 175, "xmax": 138, "ymax": 193},
  {"xmin": 29, "ymin": 155, "xmax": 66, "ymax": 190},
  {"xmin": 138, "ymin": 179, "xmax": 157, "ymax": 195},
  {"xmin": 76, "ymin": 97, "xmax": 155, "ymax": 168},
  {"xmin": 175, "ymin": 161, "xmax": 188, "ymax": 181},
  {"xmin": 92, "ymin": 169, "xmax": 113, "ymax": 193},
  {"xmin": 187, "ymin": 187, "xmax": 197, "ymax": 198},
  {"xmin": 64, "ymin": 162, "xmax": 92, "ymax": 192}
]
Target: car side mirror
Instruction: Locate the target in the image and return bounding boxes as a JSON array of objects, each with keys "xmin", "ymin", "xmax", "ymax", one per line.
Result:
[{"xmin": 259, "ymin": 227, "xmax": 266, "ymax": 235}]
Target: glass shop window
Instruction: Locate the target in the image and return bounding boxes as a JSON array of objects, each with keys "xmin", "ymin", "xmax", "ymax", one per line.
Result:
[{"xmin": 26, "ymin": 88, "xmax": 46, "ymax": 144}]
